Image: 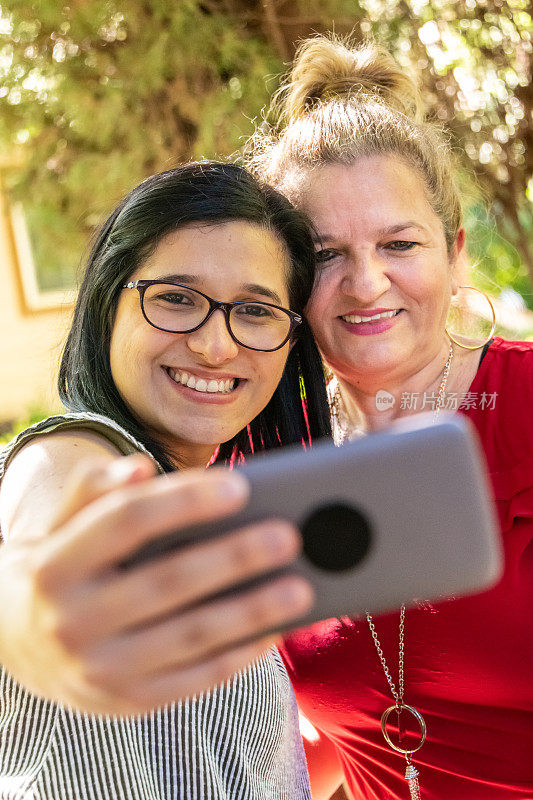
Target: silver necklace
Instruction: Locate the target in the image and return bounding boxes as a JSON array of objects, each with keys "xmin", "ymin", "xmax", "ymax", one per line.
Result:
[{"xmin": 365, "ymin": 340, "xmax": 454, "ymax": 800}]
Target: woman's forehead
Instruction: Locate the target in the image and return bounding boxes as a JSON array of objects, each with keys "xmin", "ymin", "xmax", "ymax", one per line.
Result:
[
  {"xmin": 299, "ymin": 157, "xmax": 441, "ymax": 236},
  {"xmin": 131, "ymin": 221, "xmax": 292, "ymax": 299}
]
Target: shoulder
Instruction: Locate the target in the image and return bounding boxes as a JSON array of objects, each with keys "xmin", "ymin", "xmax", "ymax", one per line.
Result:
[
  {"xmin": 463, "ymin": 337, "xmax": 533, "ymax": 517},
  {"xmin": 0, "ymin": 412, "xmax": 159, "ymax": 541},
  {"xmin": 477, "ymin": 336, "xmax": 533, "ymax": 391},
  {"xmin": 485, "ymin": 337, "xmax": 533, "ymax": 357},
  {"xmin": 466, "ymin": 337, "xmax": 533, "ymax": 419},
  {"xmin": 0, "ymin": 411, "xmax": 159, "ymax": 483}
]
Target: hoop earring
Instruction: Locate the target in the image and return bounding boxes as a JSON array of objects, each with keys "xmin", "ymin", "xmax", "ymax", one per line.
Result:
[{"xmin": 445, "ymin": 286, "xmax": 496, "ymax": 351}]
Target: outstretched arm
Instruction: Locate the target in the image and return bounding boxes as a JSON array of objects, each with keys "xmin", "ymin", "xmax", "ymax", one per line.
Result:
[{"xmin": 0, "ymin": 432, "xmax": 313, "ymax": 714}]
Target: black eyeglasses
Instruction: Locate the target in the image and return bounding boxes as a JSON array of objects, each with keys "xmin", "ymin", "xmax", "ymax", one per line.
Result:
[{"xmin": 123, "ymin": 280, "xmax": 302, "ymax": 352}]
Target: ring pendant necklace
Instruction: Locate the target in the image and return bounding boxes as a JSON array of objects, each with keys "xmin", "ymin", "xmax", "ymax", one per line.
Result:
[
  {"xmin": 336, "ymin": 341, "xmax": 454, "ymax": 800},
  {"xmin": 366, "ymin": 341, "xmax": 454, "ymax": 800}
]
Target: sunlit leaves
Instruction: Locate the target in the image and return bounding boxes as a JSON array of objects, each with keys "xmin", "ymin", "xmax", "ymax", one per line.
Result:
[
  {"xmin": 0, "ymin": 0, "xmax": 530, "ymax": 301},
  {"xmin": 355, "ymin": 0, "xmax": 532, "ymax": 299},
  {"xmin": 0, "ymin": 1, "xmax": 278, "ymax": 289}
]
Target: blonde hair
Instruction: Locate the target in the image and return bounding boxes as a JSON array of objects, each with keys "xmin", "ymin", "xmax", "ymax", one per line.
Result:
[{"xmin": 247, "ymin": 34, "xmax": 462, "ymax": 251}]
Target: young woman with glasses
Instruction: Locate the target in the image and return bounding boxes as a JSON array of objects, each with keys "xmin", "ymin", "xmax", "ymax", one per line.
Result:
[{"xmin": 0, "ymin": 162, "xmax": 331, "ymax": 800}]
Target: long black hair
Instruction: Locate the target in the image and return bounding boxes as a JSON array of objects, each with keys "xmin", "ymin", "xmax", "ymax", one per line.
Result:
[{"xmin": 59, "ymin": 161, "xmax": 331, "ymax": 471}]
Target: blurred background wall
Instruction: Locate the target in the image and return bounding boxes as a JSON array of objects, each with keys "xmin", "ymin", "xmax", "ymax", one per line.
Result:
[
  {"xmin": 0, "ymin": 0, "xmax": 531, "ymax": 431},
  {"xmin": 0, "ymin": 175, "xmax": 72, "ymax": 431}
]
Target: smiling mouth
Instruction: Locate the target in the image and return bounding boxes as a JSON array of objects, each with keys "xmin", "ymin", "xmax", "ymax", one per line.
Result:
[
  {"xmin": 340, "ymin": 310, "xmax": 401, "ymax": 324},
  {"xmin": 166, "ymin": 367, "xmax": 239, "ymax": 394}
]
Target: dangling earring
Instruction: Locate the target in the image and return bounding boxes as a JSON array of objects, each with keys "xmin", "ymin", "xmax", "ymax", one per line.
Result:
[
  {"xmin": 324, "ymin": 364, "xmax": 341, "ymax": 419},
  {"xmin": 445, "ymin": 286, "xmax": 496, "ymax": 350}
]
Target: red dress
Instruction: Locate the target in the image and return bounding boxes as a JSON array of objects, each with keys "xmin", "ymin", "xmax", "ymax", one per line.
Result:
[{"xmin": 282, "ymin": 338, "xmax": 533, "ymax": 799}]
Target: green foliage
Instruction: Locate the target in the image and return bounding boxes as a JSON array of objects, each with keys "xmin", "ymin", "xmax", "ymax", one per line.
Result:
[
  {"xmin": 24, "ymin": 201, "xmax": 85, "ymax": 290},
  {"xmin": 0, "ymin": 406, "xmax": 54, "ymax": 446},
  {"xmin": 0, "ymin": 1, "xmax": 282, "ymax": 288},
  {"xmin": 0, "ymin": 0, "xmax": 531, "ymax": 304},
  {"xmin": 465, "ymin": 202, "xmax": 533, "ymax": 302},
  {"xmin": 358, "ymin": 0, "xmax": 533, "ymax": 300}
]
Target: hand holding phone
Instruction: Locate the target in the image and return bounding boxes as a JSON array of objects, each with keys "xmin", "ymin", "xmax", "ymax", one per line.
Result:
[
  {"xmin": 126, "ymin": 415, "xmax": 502, "ymax": 626},
  {"xmin": 0, "ymin": 455, "xmax": 312, "ymax": 714}
]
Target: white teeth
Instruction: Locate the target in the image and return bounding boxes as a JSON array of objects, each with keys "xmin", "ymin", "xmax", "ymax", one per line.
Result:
[
  {"xmin": 167, "ymin": 368, "xmax": 236, "ymax": 394},
  {"xmin": 342, "ymin": 310, "xmax": 398, "ymax": 324}
]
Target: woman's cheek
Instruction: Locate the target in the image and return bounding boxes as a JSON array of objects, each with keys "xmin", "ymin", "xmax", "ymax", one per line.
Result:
[
  {"xmin": 305, "ymin": 293, "xmax": 326, "ymax": 331},
  {"xmin": 264, "ymin": 351, "xmax": 290, "ymax": 404}
]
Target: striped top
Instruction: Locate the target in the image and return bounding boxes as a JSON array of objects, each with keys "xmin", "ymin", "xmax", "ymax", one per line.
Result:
[{"xmin": 0, "ymin": 413, "xmax": 311, "ymax": 800}]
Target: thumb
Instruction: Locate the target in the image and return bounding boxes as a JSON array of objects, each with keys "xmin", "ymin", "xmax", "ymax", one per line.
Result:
[{"xmin": 49, "ymin": 454, "xmax": 156, "ymax": 532}]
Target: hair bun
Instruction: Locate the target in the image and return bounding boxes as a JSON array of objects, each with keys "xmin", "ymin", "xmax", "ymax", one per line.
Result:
[{"xmin": 277, "ymin": 35, "xmax": 424, "ymax": 123}]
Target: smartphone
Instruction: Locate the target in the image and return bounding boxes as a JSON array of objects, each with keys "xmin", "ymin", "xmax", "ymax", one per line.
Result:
[{"xmin": 124, "ymin": 414, "xmax": 502, "ymax": 624}]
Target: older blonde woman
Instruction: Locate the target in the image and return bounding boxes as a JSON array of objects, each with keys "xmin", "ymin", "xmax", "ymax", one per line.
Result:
[{"xmin": 249, "ymin": 34, "xmax": 533, "ymax": 800}]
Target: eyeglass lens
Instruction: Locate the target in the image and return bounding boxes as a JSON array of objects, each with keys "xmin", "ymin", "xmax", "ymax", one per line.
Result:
[{"xmin": 142, "ymin": 283, "xmax": 292, "ymax": 350}]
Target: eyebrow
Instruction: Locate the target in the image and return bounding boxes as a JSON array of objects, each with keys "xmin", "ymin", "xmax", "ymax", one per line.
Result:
[
  {"xmin": 156, "ymin": 274, "xmax": 283, "ymax": 306},
  {"xmin": 378, "ymin": 222, "xmax": 428, "ymax": 236},
  {"xmin": 312, "ymin": 221, "xmax": 428, "ymax": 243}
]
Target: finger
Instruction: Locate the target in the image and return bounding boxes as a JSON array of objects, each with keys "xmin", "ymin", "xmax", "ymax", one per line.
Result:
[
  {"xmin": 56, "ymin": 519, "xmax": 303, "ymax": 644},
  {"xmin": 49, "ymin": 454, "xmax": 156, "ymax": 531},
  {"xmin": 36, "ymin": 468, "xmax": 250, "ymax": 587},
  {"xmin": 82, "ymin": 575, "xmax": 313, "ymax": 681},
  {"xmin": 132, "ymin": 637, "xmax": 284, "ymax": 710},
  {"xmin": 84, "ymin": 637, "xmax": 284, "ymax": 715}
]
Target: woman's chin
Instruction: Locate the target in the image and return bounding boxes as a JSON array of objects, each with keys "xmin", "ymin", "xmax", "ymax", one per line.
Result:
[
  {"xmin": 160, "ymin": 418, "xmax": 245, "ymax": 451},
  {"xmin": 327, "ymin": 348, "xmax": 405, "ymax": 382}
]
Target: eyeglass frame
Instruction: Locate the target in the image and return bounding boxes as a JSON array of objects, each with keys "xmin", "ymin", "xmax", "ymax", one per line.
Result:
[{"xmin": 122, "ymin": 279, "xmax": 303, "ymax": 352}]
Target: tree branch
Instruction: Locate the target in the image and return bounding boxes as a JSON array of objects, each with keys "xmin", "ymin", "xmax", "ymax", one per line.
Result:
[{"xmin": 261, "ymin": 0, "xmax": 290, "ymax": 61}]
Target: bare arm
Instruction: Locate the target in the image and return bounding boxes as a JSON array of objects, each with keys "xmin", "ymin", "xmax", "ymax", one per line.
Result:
[
  {"xmin": 0, "ymin": 433, "xmax": 313, "ymax": 714},
  {"xmin": 1, "ymin": 429, "xmax": 125, "ymax": 538}
]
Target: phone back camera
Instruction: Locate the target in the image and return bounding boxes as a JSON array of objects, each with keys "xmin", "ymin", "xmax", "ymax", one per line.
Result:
[{"xmin": 301, "ymin": 503, "xmax": 372, "ymax": 572}]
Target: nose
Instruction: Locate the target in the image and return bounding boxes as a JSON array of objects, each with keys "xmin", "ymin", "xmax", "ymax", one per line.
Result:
[
  {"xmin": 340, "ymin": 249, "xmax": 391, "ymax": 305},
  {"xmin": 186, "ymin": 309, "xmax": 240, "ymax": 364}
]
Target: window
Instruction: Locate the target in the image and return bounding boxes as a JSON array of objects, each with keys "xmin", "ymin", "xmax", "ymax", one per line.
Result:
[{"xmin": 10, "ymin": 202, "xmax": 77, "ymax": 311}]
